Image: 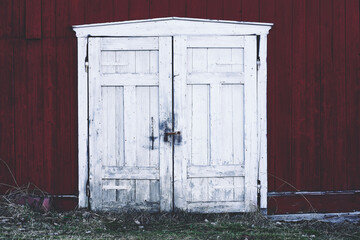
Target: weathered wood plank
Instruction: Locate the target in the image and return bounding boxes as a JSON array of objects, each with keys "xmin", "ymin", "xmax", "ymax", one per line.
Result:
[
  {"xmin": 123, "ymin": 85, "xmax": 137, "ymax": 166},
  {"xmin": 223, "ymin": 0, "xmax": 242, "ymax": 21},
  {"xmin": 26, "ymin": 0, "xmax": 41, "ymax": 39},
  {"xmin": 243, "ymin": 35, "xmax": 258, "ymax": 211},
  {"xmin": 187, "ymin": 73, "xmax": 244, "ymax": 84},
  {"xmin": 129, "ymin": 0, "xmax": 150, "ymax": 20},
  {"xmin": 187, "ymin": 36, "xmax": 244, "ymax": 48},
  {"xmin": 77, "ymin": 37, "xmax": 88, "ymax": 207},
  {"xmin": 304, "ymin": 0, "xmax": 321, "ymax": 190},
  {"xmin": 220, "ymin": 85, "xmax": 233, "ymax": 165},
  {"xmin": 101, "ymin": 74, "xmax": 159, "ymax": 86},
  {"xmin": 209, "ymin": 83, "xmax": 221, "ymax": 165},
  {"xmin": 150, "ymin": 0, "xmax": 169, "ymax": 18},
  {"xmin": 135, "ymin": 87, "xmax": 151, "ymax": 202},
  {"xmin": 259, "ymin": 0, "xmax": 276, "ymax": 192},
  {"xmin": 206, "ymin": 0, "xmax": 223, "ymax": 19},
  {"xmin": 187, "ymin": 165, "xmax": 245, "ymax": 178},
  {"xmin": 191, "ymin": 85, "xmax": 209, "ymax": 165},
  {"xmin": 173, "ymin": 35, "xmax": 190, "ymax": 209},
  {"xmin": 42, "ymin": 39, "xmax": 57, "ymax": 192},
  {"xmin": 113, "ymin": 0, "xmax": 129, "ymax": 21},
  {"xmin": 345, "ymin": 0, "xmax": 360, "ymax": 190},
  {"xmin": 102, "ymin": 166, "xmax": 160, "ymax": 180},
  {"xmin": 41, "ymin": 0, "xmax": 56, "ymax": 38},
  {"xmin": 258, "ymin": 34, "xmax": 268, "ymax": 209},
  {"xmin": 88, "ymin": 38, "xmax": 102, "ymax": 210},
  {"xmin": 101, "ymin": 37, "xmax": 158, "ymax": 50},
  {"xmin": 0, "ymin": 39, "xmax": 15, "ymax": 191},
  {"xmin": 188, "ymin": 201, "xmax": 245, "ymax": 213},
  {"xmin": 158, "ymin": 36, "xmax": 173, "ymax": 211}
]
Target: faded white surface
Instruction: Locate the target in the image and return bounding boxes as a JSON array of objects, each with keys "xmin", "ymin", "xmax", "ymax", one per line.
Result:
[{"xmin": 75, "ymin": 17, "xmax": 271, "ymax": 212}]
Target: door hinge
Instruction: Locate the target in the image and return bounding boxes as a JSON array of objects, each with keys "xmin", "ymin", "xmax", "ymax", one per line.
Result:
[
  {"xmin": 85, "ymin": 61, "xmax": 89, "ymax": 73},
  {"xmin": 256, "ymin": 58, "xmax": 261, "ymax": 70},
  {"xmin": 86, "ymin": 182, "xmax": 90, "ymax": 197}
]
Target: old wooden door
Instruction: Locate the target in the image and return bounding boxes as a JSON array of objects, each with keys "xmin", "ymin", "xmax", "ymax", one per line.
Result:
[
  {"xmin": 173, "ymin": 36, "xmax": 258, "ymax": 213},
  {"xmin": 88, "ymin": 37, "xmax": 173, "ymax": 211},
  {"xmin": 89, "ymin": 35, "xmax": 257, "ymax": 212}
]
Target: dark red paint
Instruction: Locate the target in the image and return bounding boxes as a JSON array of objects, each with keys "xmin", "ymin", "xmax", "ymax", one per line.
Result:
[{"xmin": 0, "ymin": 0, "xmax": 359, "ymax": 213}]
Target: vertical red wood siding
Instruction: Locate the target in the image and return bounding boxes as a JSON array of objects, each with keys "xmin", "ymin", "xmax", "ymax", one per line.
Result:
[{"xmin": 0, "ymin": 0, "xmax": 359, "ymax": 213}]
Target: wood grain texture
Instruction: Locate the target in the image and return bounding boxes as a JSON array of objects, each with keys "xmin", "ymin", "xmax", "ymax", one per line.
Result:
[
  {"xmin": 345, "ymin": 0, "xmax": 360, "ymax": 190},
  {"xmin": 55, "ymin": 38, "xmax": 76, "ymax": 194},
  {"xmin": 223, "ymin": 0, "xmax": 242, "ymax": 21},
  {"xmin": 272, "ymin": 0, "xmax": 293, "ymax": 191},
  {"xmin": 55, "ymin": 0, "xmax": 70, "ymax": 37},
  {"xmin": 206, "ymin": 0, "xmax": 223, "ymax": 19},
  {"xmin": 304, "ymin": 0, "xmax": 321, "ymax": 191},
  {"xmin": 320, "ymin": 0, "xmax": 335, "ymax": 191},
  {"xmin": 42, "ymin": 0, "xmax": 56, "ymax": 38},
  {"xmin": 129, "ymin": 0, "xmax": 150, "ymax": 20},
  {"xmin": 186, "ymin": 0, "xmax": 206, "ymax": 18},
  {"xmin": 242, "ymin": 0, "xmax": 259, "ymax": 22},
  {"xmin": 13, "ymin": 40, "xmax": 27, "ymax": 186},
  {"xmin": 150, "ymin": 0, "xmax": 169, "ymax": 18},
  {"xmin": 85, "ymin": 0, "xmax": 113, "ymax": 24},
  {"xmin": 26, "ymin": 0, "xmax": 42, "ymax": 39},
  {"xmin": 259, "ymin": 0, "xmax": 276, "ymax": 192},
  {"xmin": 12, "ymin": 0, "xmax": 25, "ymax": 38},
  {"xmin": 331, "ymin": 0, "xmax": 346, "ymax": 190},
  {"xmin": 0, "ymin": 40, "xmax": 15, "ymax": 192},
  {"xmin": 0, "ymin": 0, "xmax": 359, "ymax": 213},
  {"xmin": 268, "ymin": 193, "xmax": 360, "ymax": 215},
  {"xmin": 42, "ymin": 39, "xmax": 57, "ymax": 192},
  {"xmin": 113, "ymin": 0, "xmax": 129, "ymax": 21},
  {"xmin": 26, "ymin": 41, "xmax": 45, "ymax": 188},
  {"xmin": 292, "ymin": 0, "xmax": 306, "ymax": 191},
  {"xmin": 169, "ymin": 0, "xmax": 186, "ymax": 17},
  {"xmin": 0, "ymin": 0, "xmax": 13, "ymax": 38}
]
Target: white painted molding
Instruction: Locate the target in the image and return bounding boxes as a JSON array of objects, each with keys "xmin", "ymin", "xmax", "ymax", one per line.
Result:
[
  {"xmin": 73, "ymin": 17, "xmax": 272, "ymax": 37},
  {"xmin": 77, "ymin": 37, "xmax": 88, "ymax": 208},
  {"xmin": 258, "ymin": 34, "xmax": 268, "ymax": 209}
]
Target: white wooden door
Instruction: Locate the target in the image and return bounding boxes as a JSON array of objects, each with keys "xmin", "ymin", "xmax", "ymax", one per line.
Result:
[
  {"xmin": 173, "ymin": 36, "xmax": 258, "ymax": 213},
  {"xmin": 89, "ymin": 35, "xmax": 258, "ymax": 213},
  {"xmin": 88, "ymin": 37, "xmax": 173, "ymax": 211}
]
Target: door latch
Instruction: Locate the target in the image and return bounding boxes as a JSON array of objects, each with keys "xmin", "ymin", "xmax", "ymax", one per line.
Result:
[{"xmin": 164, "ymin": 131, "xmax": 181, "ymax": 142}]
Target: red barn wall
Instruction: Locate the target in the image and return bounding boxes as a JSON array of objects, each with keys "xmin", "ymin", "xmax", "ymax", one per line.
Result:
[{"xmin": 0, "ymin": 0, "xmax": 359, "ymax": 213}]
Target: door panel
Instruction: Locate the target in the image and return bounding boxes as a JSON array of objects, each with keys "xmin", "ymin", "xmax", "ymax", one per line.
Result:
[
  {"xmin": 174, "ymin": 35, "xmax": 257, "ymax": 213},
  {"xmin": 89, "ymin": 35, "xmax": 257, "ymax": 213},
  {"xmin": 89, "ymin": 37, "xmax": 172, "ymax": 211}
]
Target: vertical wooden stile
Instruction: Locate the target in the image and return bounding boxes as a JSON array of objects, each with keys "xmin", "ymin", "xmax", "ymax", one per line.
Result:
[
  {"xmin": 88, "ymin": 38, "xmax": 102, "ymax": 210},
  {"xmin": 173, "ymin": 36, "xmax": 188, "ymax": 210},
  {"xmin": 244, "ymin": 36, "xmax": 258, "ymax": 211},
  {"xmin": 159, "ymin": 37, "xmax": 173, "ymax": 211}
]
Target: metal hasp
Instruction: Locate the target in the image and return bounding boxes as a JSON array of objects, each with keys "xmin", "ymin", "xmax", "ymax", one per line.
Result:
[{"xmin": 164, "ymin": 131, "xmax": 181, "ymax": 142}]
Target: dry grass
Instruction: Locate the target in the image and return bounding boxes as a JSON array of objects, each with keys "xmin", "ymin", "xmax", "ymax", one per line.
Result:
[
  {"xmin": 1, "ymin": 159, "xmax": 359, "ymax": 239},
  {"xmin": 1, "ymin": 200, "xmax": 360, "ymax": 240}
]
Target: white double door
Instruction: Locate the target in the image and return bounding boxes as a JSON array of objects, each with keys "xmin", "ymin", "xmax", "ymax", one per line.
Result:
[{"xmin": 88, "ymin": 35, "xmax": 258, "ymax": 212}]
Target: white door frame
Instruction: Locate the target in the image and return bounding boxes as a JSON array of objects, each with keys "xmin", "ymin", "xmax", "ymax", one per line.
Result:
[{"xmin": 73, "ymin": 17, "xmax": 272, "ymax": 211}]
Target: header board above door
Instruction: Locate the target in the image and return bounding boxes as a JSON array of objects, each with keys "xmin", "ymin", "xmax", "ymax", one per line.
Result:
[{"xmin": 73, "ymin": 17, "xmax": 272, "ymax": 37}]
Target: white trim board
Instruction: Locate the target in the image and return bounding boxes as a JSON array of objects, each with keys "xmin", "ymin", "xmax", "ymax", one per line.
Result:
[
  {"xmin": 73, "ymin": 17, "xmax": 272, "ymax": 37},
  {"xmin": 73, "ymin": 17, "xmax": 272, "ymax": 210}
]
